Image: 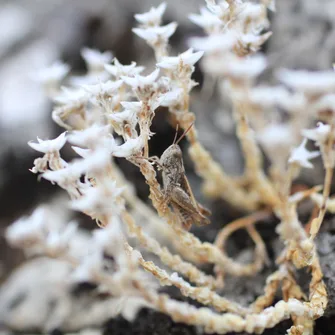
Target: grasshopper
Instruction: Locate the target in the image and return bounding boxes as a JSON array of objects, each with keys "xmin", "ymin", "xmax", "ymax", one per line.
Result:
[{"xmin": 152, "ymin": 124, "xmax": 211, "ymax": 230}]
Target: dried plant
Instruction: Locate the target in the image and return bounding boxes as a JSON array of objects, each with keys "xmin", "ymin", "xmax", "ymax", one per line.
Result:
[{"xmin": 5, "ymin": 0, "xmax": 335, "ymax": 334}]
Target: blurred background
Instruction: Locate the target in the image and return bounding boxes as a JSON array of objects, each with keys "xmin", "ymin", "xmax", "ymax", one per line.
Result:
[{"xmin": 0, "ymin": 0, "xmax": 335, "ymax": 333}]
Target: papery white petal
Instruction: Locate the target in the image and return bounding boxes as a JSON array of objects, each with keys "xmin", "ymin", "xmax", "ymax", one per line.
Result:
[
  {"xmin": 158, "ymin": 88, "xmax": 183, "ymax": 107},
  {"xmin": 189, "ymin": 7, "xmax": 222, "ymax": 30},
  {"xmin": 157, "ymin": 49, "xmax": 204, "ymax": 70},
  {"xmin": 28, "ymin": 132, "xmax": 67, "ymax": 153},
  {"xmin": 42, "ymin": 166, "xmax": 81, "ymax": 184},
  {"xmin": 71, "ymin": 250, "xmax": 103, "ymax": 282},
  {"xmin": 189, "ymin": 32, "xmax": 236, "ymax": 52},
  {"xmin": 258, "ymin": 124, "xmax": 293, "ymax": 149},
  {"xmin": 249, "ymin": 86, "xmax": 290, "ymax": 107},
  {"xmin": 108, "ymin": 110, "xmax": 138, "ymax": 125},
  {"xmin": 81, "ymin": 47, "xmax": 113, "ymax": 71},
  {"xmin": 289, "ymin": 139, "xmax": 320, "ymax": 168},
  {"xmin": 82, "ymin": 80, "xmax": 123, "ymax": 96},
  {"xmin": 105, "ymin": 59, "xmax": 144, "ymax": 78},
  {"xmin": 134, "ymin": 2, "xmax": 166, "ymax": 26},
  {"xmin": 302, "ymin": 122, "xmax": 331, "ymax": 145},
  {"xmin": 132, "ymin": 22, "xmax": 177, "ymax": 44},
  {"xmin": 34, "ymin": 61, "xmax": 70, "ymax": 84},
  {"xmin": 67, "ymin": 125, "xmax": 111, "ymax": 147},
  {"xmin": 72, "ymin": 146, "xmax": 92, "ymax": 158},
  {"xmin": 120, "ymin": 101, "xmax": 142, "ymax": 112},
  {"xmin": 5, "ymin": 207, "xmax": 48, "ymax": 247},
  {"xmin": 205, "ymin": 54, "xmax": 267, "ymax": 79},
  {"xmin": 113, "ymin": 137, "xmax": 144, "ymax": 157},
  {"xmin": 277, "ymin": 69, "xmax": 335, "ymax": 94},
  {"xmin": 71, "ymin": 181, "xmax": 124, "ymax": 215},
  {"xmin": 53, "ymin": 87, "xmax": 89, "ymax": 105},
  {"xmin": 69, "ymin": 72, "xmax": 110, "ymax": 87},
  {"xmin": 121, "ymin": 68, "xmax": 160, "ymax": 90}
]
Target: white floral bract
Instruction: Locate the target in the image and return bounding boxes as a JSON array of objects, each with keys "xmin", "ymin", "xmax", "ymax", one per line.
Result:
[
  {"xmin": 205, "ymin": 54, "xmax": 267, "ymax": 79},
  {"xmin": 28, "ymin": 132, "xmax": 67, "ymax": 153},
  {"xmin": 45, "ymin": 221, "xmax": 78, "ymax": 255},
  {"xmin": 157, "ymin": 48, "xmax": 204, "ymax": 70},
  {"xmin": 277, "ymin": 69, "xmax": 335, "ymax": 94},
  {"xmin": 113, "ymin": 137, "xmax": 144, "ymax": 157},
  {"xmin": 189, "ymin": 7, "xmax": 222, "ymax": 32},
  {"xmin": 71, "ymin": 180, "xmax": 124, "ymax": 216},
  {"xmin": 81, "ymin": 47, "xmax": 113, "ymax": 72},
  {"xmin": 302, "ymin": 123, "xmax": 331, "ymax": 146},
  {"xmin": 257, "ymin": 124, "xmax": 293, "ymax": 150},
  {"xmin": 105, "ymin": 59, "xmax": 144, "ymax": 79},
  {"xmin": 249, "ymin": 86, "xmax": 290, "ymax": 108},
  {"xmin": 67, "ymin": 125, "xmax": 111, "ymax": 148},
  {"xmin": 132, "ymin": 22, "xmax": 177, "ymax": 45},
  {"xmin": 53, "ymin": 87, "xmax": 90, "ymax": 105},
  {"xmin": 189, "ymin": 32, "xmax": 236, "ymax": 53},
  {"xmin": 134, "ymin": 2, "xmax": 167, "ymax": 27},
  {"xmin": 82, "ymin": 80, "xmax": 123, "ymax": 96},
  {"xmin": 288, "ymin": 139, "xmax": 320, "ymax": 169},
  {"xmin": 122, "ymin": 68, "xmax": 160, "ymax": 91},
  {"xmin": 34, "ymin": 61, "xmax": 70, "ymax": 84}
]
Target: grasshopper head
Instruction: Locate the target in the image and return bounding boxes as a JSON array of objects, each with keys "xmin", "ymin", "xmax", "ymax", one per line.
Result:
[{"xmin": 160, "ymin": 144, "xmax": 183, "ymax": 170}]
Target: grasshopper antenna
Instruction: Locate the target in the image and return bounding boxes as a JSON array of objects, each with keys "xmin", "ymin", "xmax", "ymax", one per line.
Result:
[
  {"xmin": 175, "ymin": 122, "xmax": 194, "ymax": 145},
  {"xmin": 172, "ymin": 124, "xmax": 179, "ymax": 145}
]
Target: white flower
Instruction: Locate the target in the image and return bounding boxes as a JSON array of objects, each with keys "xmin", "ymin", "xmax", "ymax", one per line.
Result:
[
  {"xmin": 257, "ymin": 124, "xmax": 293, "ymax": 150},
  {"xmin": 71, "ymin": 250, "xmax": 104, "ymax": 282},
  {"xmin": 82, "ymin": 80, "xmax": 123, "ymax": 107},
  {"xmin": 205, "ymin": 54, "xmax": 267, "ymax": 79},
  {"xmin": 42, "ymin": 166, "xmax": 81, "ymax": 186},
  {"xmin": 277, "ymin": 69, "xmax": 335, "ymax": 95},
  {"xmin": 132, "ymin": 22, "xmax": 177, "ymax": 45},
  {"xmin": 188, "ymin": 32, "xmax": 236, "ymax": 53},
  {"xmin": 157, "ymin": 48, "xmax": 204, "ymax": 70},
  {"xmin": 113, "ymin": 137, "xmax": 144, "ymax": 157},
  {"xmin": 105, "ymin": 59, "xmax": 144, "ymax": 79},
  {"xmin": 71, "ymin": 180, "xmax": 124, "ymax": 216},
  {"xmin": 238, "ymin": 3, "xmax": 269, "ymax": 33},
  {"xmin": 34, "ymin": 61, "xmax": 70, "ymax": 85},
  {"xmin": 249, "ymin": 86, "xmax": 290, "ymax": 108},
  {"xmin": 122, "ymin": 68, "xmax": 160, "ymax": 91},
  {"xmin": 288, "ymin": 139, "xmax": 320, "ymax": 169},
  {"xmin": 6, "ymin": 207, "xmax": 48, "ymax": 247},
  {"xmin": 46, "ymin": 221, "xmax": 78, "ymax": 255},
  {"xmin": 302, "ymin": 122, "xmax": 331, "ymax": 146},
  {"xmin": 108, "ymin": 110, "xmax": 138, "ymax": 128},
  {"xmin": 92, "ymin": 218, "xmax": 124, "ymax": 254},
  {"xmin": 189, "ymin": 7, "xmax": 222, "ymax": 32},
  {"xmin": 237, "ymin": 32, "xmax": 272, "ymax": 53},
  {"xmin": 67, "ymin": 125, "xmax": 111, "ymax": 148},
  {"xmin": 277, "ymin": 92, "xmax": 307, "ymax": 114},
  {"xmin": 120, "ymin": 101, "xmax": 143, "ymax": 112},
  {"xmin": 82, "ymin": 80, "xmax": 123, "ymax": 96},
  {"xmin": 69, "ymin": 72, "xmax": 110, "ymax": 87},
  {"xmin": 205, "ymin": 0, "xmax": 229, "ymax": 17},
  {"xmin": 158, "ymin": 88, "xmax": 183, "ymax": 107},
  {"xmin": 28, "ymin": 132, "xmax": 67, "ymax": 153},
  {"xmin": 53, "ymin": 87, "xmax": 89, "ymax": 105},
  {"xmin": 134, "ymin": 3, "xmax": 166, "ymax": 26},
  {"xmin": 72, "ymin": 146, "xmax": 91, "ymax": 158},
  {"xmin": 81, "ymin": 47, "xmax": 113, "ymax": 72},
  {"xmin": 72, "ymin": 147, "xmax": 114, "ymax": 175}
]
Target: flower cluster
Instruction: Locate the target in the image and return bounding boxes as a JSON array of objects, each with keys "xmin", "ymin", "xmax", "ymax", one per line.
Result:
[{"xmin": 5, "ymin": 1, "xmax": 335, "ymax": 334}]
